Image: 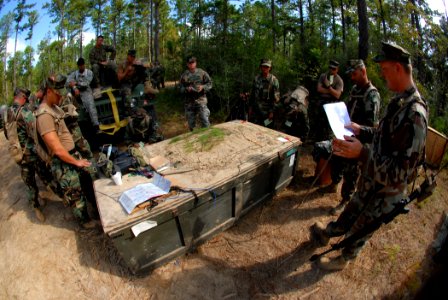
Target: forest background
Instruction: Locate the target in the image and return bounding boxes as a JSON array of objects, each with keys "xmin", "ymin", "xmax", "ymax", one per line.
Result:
[{"xmin": 1, "ymin": 0, "xmax": 448, "ymax": 136}]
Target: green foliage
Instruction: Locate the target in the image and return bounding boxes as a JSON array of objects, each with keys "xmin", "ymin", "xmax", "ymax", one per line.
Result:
[{"xmin": 170, "ymin": 127, "xmax": 227, "ymax": 152}]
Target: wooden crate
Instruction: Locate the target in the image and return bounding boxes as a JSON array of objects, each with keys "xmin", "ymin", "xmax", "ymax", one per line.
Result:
[{"xmin": 94, "ymin": 121, "xmax": 301, "ymax": 274}]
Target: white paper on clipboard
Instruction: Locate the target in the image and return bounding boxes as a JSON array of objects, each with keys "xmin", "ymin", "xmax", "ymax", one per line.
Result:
[{"xmin": 323, "ymin": 102, "xmax": 354, "ymax": 140}]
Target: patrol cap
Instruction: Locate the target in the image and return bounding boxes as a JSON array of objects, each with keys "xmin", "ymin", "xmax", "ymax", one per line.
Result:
[
  {"xmin": 14, "ymin": 87, "xmax": 31, "ymax": 98},
  {"xmin": 345, "ymin": 59, "xmax": 365, "ymax": 74},
  {"xmin": 77, "ymin": 57, "xmax": 85, "ymax": 66},
  {"xmin": 128, "ymin": 49, "xmax": 136, "ymax": 57},
  {"xmin": 187, "ymin": 56, "xmax": 197, "ymax": 63},
  {"xmin": 45, "ymin": 74, "xmax": 67, "ymax": 96},
  {"xmin": 373, "ymin": 41, "xmax": 411, "ymax": 64},
  {"xmin": 260, "ymin": 59, "xmax": 272, "ymax": 67},
  {"xmin": 329, "ymin": 60, "xmax": 340, "ymax": 69}
]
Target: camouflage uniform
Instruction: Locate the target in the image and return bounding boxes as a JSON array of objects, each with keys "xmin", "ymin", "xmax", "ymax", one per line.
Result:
[
  {"xmin": 330, "ymin": 82, "xmax": 381, "ymax": 202},
  {"xmin": 89, "ymin": 44, "xmax": 117, "ymax": 85},
  {"xmin": 316, "ymin": 68, "xmax": 344, "ymax": 141},
  {"xmin": 325, "ymin": 86, "xmax": 427, "ymax": 259},
  {"xmin": 5, "ymin": 103, "xmax": 41, "ymax": 209},
  {"xmin": 179, "ymin": 67, "xmax": 212, "ymax": 130},
  {"xmin": 66, "ymin": 68, "xmax": 99, "ymax": 126},
  {"xmin": 249, "ymin": 73, "xmax": 280, "ymax": 128},
  {"xmin": 36, "ymin": 102, "xmax": 92, "ymax": 225},
  {"xmin": 281, "ymin": 85, "xmax": 310, "ymax": 140}
]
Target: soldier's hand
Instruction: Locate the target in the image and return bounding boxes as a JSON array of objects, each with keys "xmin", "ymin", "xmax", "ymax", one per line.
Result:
[
  {"xmin": 268, "ymin": 112, "xmax": 274, "ymax": 120},
  {"xmin": 69, "ymin": 81, "xmax": 76, "ymax": 87},
  {"xmin": 345, "ymin": 122, "xmax": 361, "ymax": 136},
  {"xmin": 332, "ymin": 136, "xmax": 362, "ymax": 159},
  {"xmin": 196, "ymin": 85, "xmax": 203, "ymax": 92},
  {"xmin": 76, "ymin": 159, "xmax": 92, "ymax": 168},
  {"xmin": 74, "ymin": 89, "xmax": 80, "ymax": 96}
]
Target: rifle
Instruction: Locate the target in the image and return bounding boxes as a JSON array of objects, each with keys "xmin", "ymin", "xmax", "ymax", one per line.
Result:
[{"xmin": 310, "ymin": 171, "xmax": 438, "ymax": 262}]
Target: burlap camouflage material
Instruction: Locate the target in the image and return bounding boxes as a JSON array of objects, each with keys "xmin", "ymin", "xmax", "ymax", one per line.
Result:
[
  {"xmin": 325, "ymin": 86, "xmax": 427, "ymax": 259},
  {"xmin": 179, "ymin": 67, "xmax": 212, "ymax": 130},
  {"xmin": 249, "ymin": 73, "xmax": 280, "ymax": 127}
]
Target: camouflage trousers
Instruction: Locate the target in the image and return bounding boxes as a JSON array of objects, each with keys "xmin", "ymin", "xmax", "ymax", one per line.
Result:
[
  {"xmin": 20, "ymin": 155, "xmax": 55, "ymax": 208},
  {"xmin": 330, "ymin": 156, "xmax": 360, "ymax": 203},
  {"xmin": 20, "ymin": 156, "xmax": 40, "ymax": 209},
  {"xmin": 325, "ymin": 188, "xmax": 401, "ymax": 260},
  {"xmin": 79, "ymin": 90, "xmax": 99, "ymax": 126},
  {"xmin": 50, "ymin": 153, "xmax": 90, "ymax": 224},
  {"xmin": 185, "ymin": 100, "xmax": 210, "ymax": 131}
]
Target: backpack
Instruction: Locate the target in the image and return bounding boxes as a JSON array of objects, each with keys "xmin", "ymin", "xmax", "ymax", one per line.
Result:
[
  {"xmin": 29, "ymin": 106, "xmax": 65, "ymax": 165},
  {"xmin": 5, "ymin": 106, "xmax": 24, "ymax": 163}
]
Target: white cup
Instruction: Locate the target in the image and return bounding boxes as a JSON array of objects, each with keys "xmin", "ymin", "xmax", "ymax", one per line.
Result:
[{"xmin": 111, "ymin": 172, "xmax": 122, "ymax": 185}]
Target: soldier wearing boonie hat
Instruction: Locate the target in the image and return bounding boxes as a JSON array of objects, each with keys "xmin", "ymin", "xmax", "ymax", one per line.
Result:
[
  {"xmin": 248, "ymin": 58, "xmax": 280, "ymax": 128},
  {"xmin": 310, "ymin": 42, "xmax": 428, "ymax": 271}
]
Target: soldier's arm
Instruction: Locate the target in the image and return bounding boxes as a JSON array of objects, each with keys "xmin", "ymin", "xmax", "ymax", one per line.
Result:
[
  {"xmin": 89, "ymin": 49, "xmax": 97, "ymax": 65},
  {"xmin": 272, "ymin": 77, "xmax": 280, "ymax": 103},
  {"xmin": 41, "ymin": 131, "xmax": 90, "ymax": 168},
  {"xmin": 201, "ymin": 71, "xmax": 212, "ymax": 92},
  {"xmin": 179, "ymin": 73, "xmax": 188, "ymax": 94},
  {"xmin": 363, "ymin": 90, "xmax": 381, "ymax": 127},
  {"xmin": 105, "ymin": 45, "xmax": 116, "ymax": 60},
  {"xmin": 368, "ymin": 109, "xmax": 427, "ymax": 186},
  {"xmin": 328, "ymin": 78, "xmax": 343, "ymax": 100}
]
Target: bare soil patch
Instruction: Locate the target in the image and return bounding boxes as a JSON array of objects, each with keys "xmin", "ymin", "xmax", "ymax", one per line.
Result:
[{"xmin": 0, "ymin": 124, "xmax": 447, "ymax": 299}]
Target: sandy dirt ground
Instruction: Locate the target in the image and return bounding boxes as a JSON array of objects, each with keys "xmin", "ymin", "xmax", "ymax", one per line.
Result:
[{"xmin": 1, "ymin": 124, "xmax": 447, "ymax": 299}]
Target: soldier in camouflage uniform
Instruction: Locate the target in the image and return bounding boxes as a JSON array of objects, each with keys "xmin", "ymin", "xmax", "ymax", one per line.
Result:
[
  {"xmin": 36, "ymin": 75, "xmax": 97, "ymax": 229},
  {"xmin": 316, "ymin": 60, "xmax": 344, "ymax": 141},
  {"xmin": 325, "ymin": 60, "xmax": 381, "ymax": 215},
  {"xmin": 248, "ymin": 59, "xmax": 280, "ymax": 129},
  {"xmin": 4, "ymin": 88, "xmax": 46, "ymax": 222},
  {"xmin": 67, "ymin": 57, "xmax": 101, "ymax": 134},
  {"xmin": 89, "ymin": 35, "xmax": 117, "ymax": 87},
  {"xmin": 311, "ymin": 42, "xmax": 428, "ymax": 271},
  {"xmin": 179, "ymin": 56, "xmax": 213, "ymax": 131}
]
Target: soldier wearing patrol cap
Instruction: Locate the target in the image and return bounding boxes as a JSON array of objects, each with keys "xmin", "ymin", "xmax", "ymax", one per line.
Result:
[
  {"xmin": 36, "ymin": 74, "xmax": 98, "ymax": 229},
  {"xmin": 310, "ymin": 42, "xmax": 428, "ymax": 271},
  {"xmin": 324, "ymin": 59, "xmax": 381, "ymax": 214},
  {"xmin": 316, "ymin": 59, "xmax": 344, "ymax": 141},
  {"xmin": 179, "ymin": 56, "xmax": 213, "ymax": 131},
  {"xmin": 4, "ymin": 87, "xmax": 47, "ymax": 222},
  {"xmin": 248, "ymin": 58, "xmax": 280, "ymax": 128}
]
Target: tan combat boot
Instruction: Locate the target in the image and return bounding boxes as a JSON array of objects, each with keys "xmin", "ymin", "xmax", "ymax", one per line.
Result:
[
  {"xmin": 34, "ymin": 208, "xmax": 46, "ymax": 222},
  {"xmin": 310, "ymin": 221, "xmax": 330, "ymax": 246},
  {"xmin": 316, "ymin": 255, "xmax": 348, "ymax": 271},
  {"xmin": 81, "ymin": 220, "xmax": 99, "ymax": 230}
]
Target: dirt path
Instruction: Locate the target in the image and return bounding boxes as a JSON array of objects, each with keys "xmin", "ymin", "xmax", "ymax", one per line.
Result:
[{"xmin": 0, "ymin": 129, "xmax": 447, "ymax": 299}]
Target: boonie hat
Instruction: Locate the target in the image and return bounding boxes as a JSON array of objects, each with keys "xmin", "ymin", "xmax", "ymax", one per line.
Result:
[
  {"xmin": 46, "ymin": 74, "xmax": 67, "ymax": 96},
  {"xmin": 260, "ymin": 59, "xmax": 272, "ymax": 67},
  {"xmin": 373, "ymin": 41, "xmax": 411, "ymax": 64},
  {"xmin": 329, "ymin": 60, "xmax": 340, "ymax": 69},
  {"xmin": 346, "ymin": 59, "xmax": 365, "ymax": 74},
  {"xmin": 128, "ymin": 49, "xmax": 136, "ymax": 57}
]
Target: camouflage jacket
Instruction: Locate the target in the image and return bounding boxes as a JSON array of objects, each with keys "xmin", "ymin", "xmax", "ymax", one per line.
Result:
[
  {"xmin": 89, "ymin": 44, "xmax": 116, "ymax": 66},
  {"xmin": 179, "ymin": 68, "xmax": 212, "ymax": 103},
  {"xmin": 356, "ymin": 86, "xmax": 428, "ymax": 205},
  {"xmin": 249, "ymin": 73, "xmax": 280, "ymax": 113},
  {"xmin": 6, "ymin": 103, "xmax": 36, "ymax": 159},
  {"xmin": 347, "ymin": 82, "xmax": 381, "ymax": 127}
]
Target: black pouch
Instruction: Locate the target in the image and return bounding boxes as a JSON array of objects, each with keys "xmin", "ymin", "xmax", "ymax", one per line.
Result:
[{"xmin": 113, "ymin": 152, "xmax": 139, "ymax": 175}]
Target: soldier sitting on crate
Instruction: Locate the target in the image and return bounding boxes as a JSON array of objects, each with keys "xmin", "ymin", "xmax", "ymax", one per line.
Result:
[
  {"xmin": 89, "ymin": 35, "xmax": 117, "ymax": 90},
  {"xmin": 117, "ymin": 49, "xmax": 149, "ymax": 113},
  {"xmin": 66, "ymin": 57, "xmax": 101, "ymax": 134}
]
